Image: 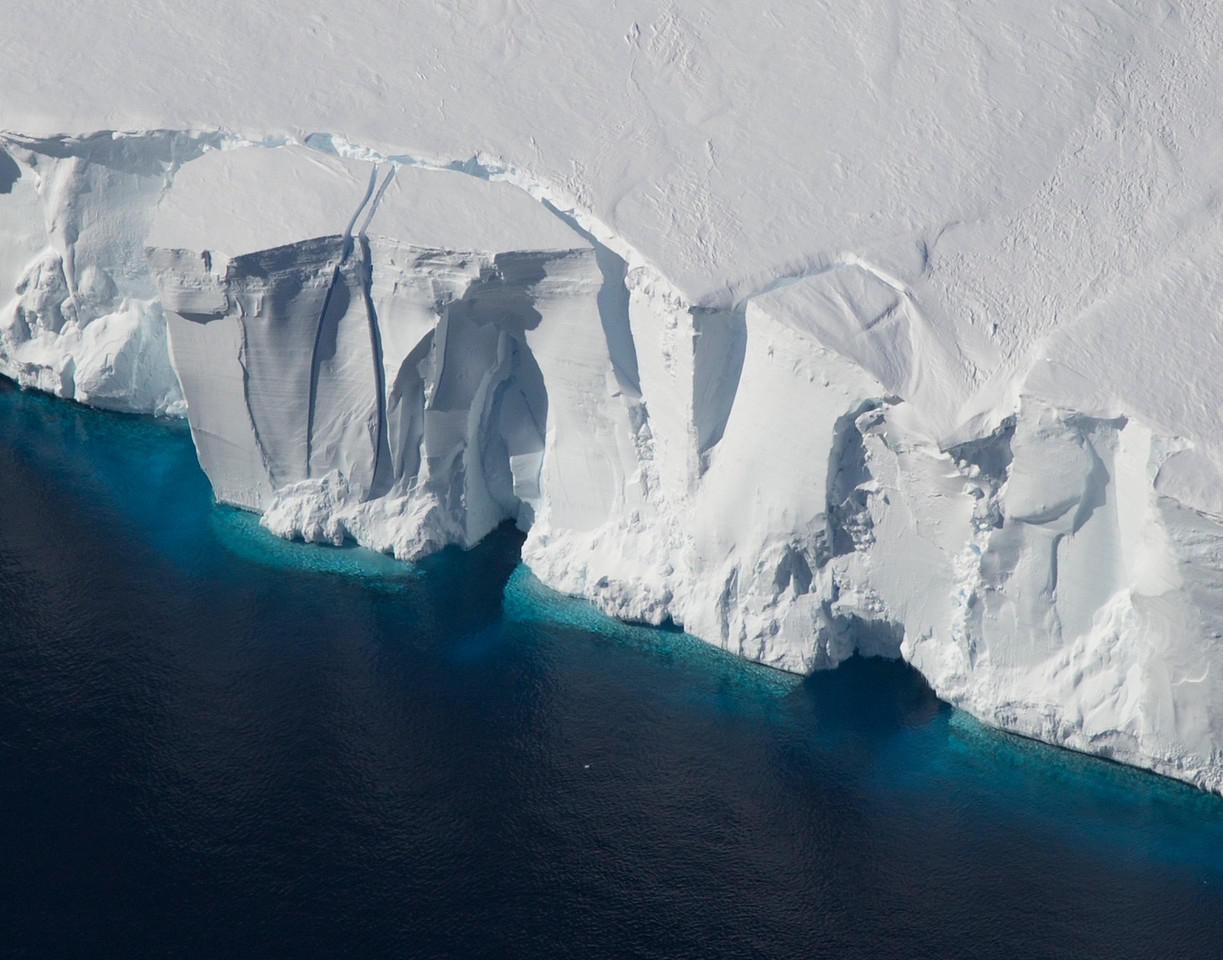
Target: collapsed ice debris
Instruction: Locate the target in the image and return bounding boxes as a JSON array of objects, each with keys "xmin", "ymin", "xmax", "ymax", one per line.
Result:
[
  {"xmin": 2, "ymin": 134, "xmax": 1223, "ymax": 793},
  {"xmin": 0, "ymin": 132, "xmax": 214, "ymax": 414}
]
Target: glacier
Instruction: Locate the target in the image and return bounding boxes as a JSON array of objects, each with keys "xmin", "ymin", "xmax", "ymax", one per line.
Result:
[{"xmin": 4, "ymin": 0, "xmax": 1223, "ymax": 791}]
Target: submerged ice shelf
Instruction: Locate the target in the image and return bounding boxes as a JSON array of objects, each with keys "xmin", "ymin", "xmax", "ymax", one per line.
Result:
[{"xmin": 3, "ymin": 121, "xmax": 1223, "ymax": 795}]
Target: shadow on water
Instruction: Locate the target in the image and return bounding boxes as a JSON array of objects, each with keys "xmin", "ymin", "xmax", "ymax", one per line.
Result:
[{"xmin": 799, "ymin": 652, "xmax": 948, "ymax": 738}]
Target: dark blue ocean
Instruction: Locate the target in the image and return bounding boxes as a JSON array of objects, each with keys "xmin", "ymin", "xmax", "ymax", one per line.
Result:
[{"xmin": 1, "ymin": 378, "xmax": 1222, "ymax": 959}]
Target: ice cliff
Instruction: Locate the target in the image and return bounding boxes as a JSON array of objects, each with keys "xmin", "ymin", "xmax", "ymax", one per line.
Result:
[{"xmin": 5, "ymin": 0, "xmax": 1223, "ymax": 792}]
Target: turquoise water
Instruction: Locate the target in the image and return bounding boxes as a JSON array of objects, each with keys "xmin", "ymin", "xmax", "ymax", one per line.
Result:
[{"xmin": 1, "ymin": 379, "xmax": 1221, "ymax": 959}]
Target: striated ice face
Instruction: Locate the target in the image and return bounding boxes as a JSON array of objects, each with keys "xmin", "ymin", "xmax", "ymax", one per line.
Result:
[{"xmin": 147, "ymin": 145, "xmax": 620, "ymax": 561}]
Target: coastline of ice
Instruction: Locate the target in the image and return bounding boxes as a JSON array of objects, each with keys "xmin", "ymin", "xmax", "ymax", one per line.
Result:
[{"xmin": 5, "ymin": 0, "xmax": 1223, "ymax": 790}]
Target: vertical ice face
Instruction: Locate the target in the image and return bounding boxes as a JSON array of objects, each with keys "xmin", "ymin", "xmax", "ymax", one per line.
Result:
[
  {"xmin": 146, "ymin": 147, "xmax": 377, "ymax": 507},
  {"xmin": 145, "ymin": 145, "xmax": 630, "ymax": 558}
]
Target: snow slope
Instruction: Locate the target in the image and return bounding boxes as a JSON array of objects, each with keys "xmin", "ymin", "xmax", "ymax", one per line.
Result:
[{"xmin": 4, "ymin": 0, "xmax": 1223, "ymax": 789}]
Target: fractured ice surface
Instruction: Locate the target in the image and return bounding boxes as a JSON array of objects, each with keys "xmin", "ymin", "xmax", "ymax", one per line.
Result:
[
  {"xmin": 9, "ymin": 0, "xmax": 1223, "ymax": 791},
  {"xmin": 148, "ymin": 145, "xmax": 611, "ymax": 558}
]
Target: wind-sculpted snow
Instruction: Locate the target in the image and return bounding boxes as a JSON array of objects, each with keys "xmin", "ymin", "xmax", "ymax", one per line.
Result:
[{"xmin": 7, "ymin": 35, "xmax": 1223, "ymax": 794}]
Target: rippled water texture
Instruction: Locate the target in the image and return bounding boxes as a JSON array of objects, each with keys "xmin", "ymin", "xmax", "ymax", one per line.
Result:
[{"xmin": 1, "ymin": 379, "xmax": 1222, "ymax": 959}]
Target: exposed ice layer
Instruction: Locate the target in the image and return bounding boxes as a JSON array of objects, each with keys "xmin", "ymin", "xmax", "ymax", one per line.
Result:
[{"xmin": 149, "ymin": 146, "xmax": 618, "ymax": 557}]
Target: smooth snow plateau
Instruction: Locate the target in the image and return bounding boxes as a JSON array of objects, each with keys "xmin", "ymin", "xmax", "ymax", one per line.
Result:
[{"xmin": 3, "ymin": 0, "xmax": 1223, "ymax": 791}]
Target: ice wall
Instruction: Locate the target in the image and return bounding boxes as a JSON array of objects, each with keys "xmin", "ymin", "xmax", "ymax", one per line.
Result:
[
  {"xmin": 4, "ymin": 133, "xmax": 1223, "ymax": 793},
  {"xmin": 147, "ymin": 145, "xmax": 625, "ymax": 560}
]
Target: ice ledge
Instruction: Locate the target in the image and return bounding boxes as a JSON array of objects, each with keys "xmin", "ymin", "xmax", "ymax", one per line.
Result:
[{"xmin": 4, "ymin": 128, "xmax": 1223, "ymax": 795}]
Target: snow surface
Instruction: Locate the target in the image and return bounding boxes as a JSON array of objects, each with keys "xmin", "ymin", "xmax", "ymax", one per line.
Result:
[{"xmin": 5, "ymin": 0, "xmax": 1223, "ymax": 789}]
